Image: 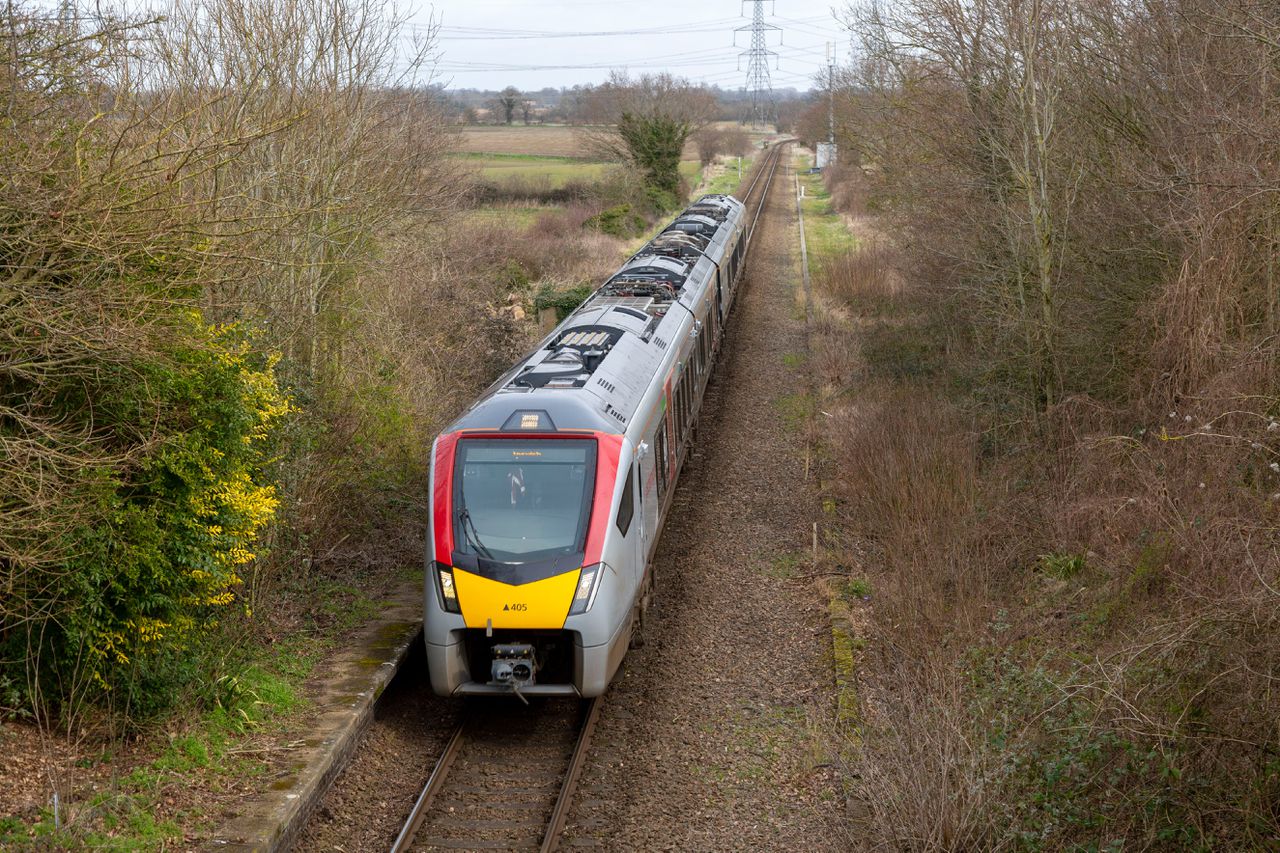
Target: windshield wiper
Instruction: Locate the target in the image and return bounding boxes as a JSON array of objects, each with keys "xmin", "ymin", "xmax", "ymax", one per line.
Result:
[{"xmin": 458, "ymin": 507, "xmax": 495, "ymax": 560}]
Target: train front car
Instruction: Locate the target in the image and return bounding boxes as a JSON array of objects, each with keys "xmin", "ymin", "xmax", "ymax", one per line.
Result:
[
  {"xmin": 422, "ymin": 292, "xmax": 663, "ymax": 699},
  {"xmin": 425, "ymin": 416, "xmax": 636, "ymax": 698}
]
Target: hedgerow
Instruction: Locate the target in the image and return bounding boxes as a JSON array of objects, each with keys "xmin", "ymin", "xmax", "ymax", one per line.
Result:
[{"xmin": 0, "ymin": 9, "xmax": 290, "ymax": 722}]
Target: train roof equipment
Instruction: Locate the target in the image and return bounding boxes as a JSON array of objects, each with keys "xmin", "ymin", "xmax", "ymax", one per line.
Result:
[{"xmin": 450, "ymin": 194, "xmax": 745, "ymax": 436}]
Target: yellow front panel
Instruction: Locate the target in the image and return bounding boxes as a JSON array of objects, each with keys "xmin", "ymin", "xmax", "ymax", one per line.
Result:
[{"xmin": 453, "ymin": 567, "xmax": 581, "ymax": 630}]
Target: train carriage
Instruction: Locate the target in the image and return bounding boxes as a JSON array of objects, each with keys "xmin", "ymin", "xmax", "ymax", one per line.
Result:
[{"xmin": 424, "ymin": 193, "xmax": 748, "ymax": 698}]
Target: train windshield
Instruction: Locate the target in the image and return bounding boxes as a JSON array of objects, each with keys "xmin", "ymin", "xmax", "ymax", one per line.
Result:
[{"xmin": 453, "ymin": 439, "xmax": 597, "ymax": 562}]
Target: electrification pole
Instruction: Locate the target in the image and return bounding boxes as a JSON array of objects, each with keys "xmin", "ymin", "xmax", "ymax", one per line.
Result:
[
  {"xmin": 736, "ymin": 1, "xmax": 781, "ymax": 128},
  {"xmin": 817, "ymin": 41, "xmax": 838, "ymax": 169},
  {"xmin": 828, "ymin": 42, "xmax": 835, "ymax": 149}
]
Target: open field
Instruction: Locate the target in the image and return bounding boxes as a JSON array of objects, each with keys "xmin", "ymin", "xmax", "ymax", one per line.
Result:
[
  {"xmin": 457, "ymin": 125, "xmax": 594, "ymax": 157},
  {"xmin": 459, "ymin": 124, "xmax": 714, "ymax": 165},
  {"xmin": 454, "ymin": 152, "xmax": 705, "ymax": 198}
]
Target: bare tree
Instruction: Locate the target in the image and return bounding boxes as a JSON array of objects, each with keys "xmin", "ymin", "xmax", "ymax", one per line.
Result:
[
  {"xmin": 152, "ymin": 0, "xmax": 459, "ymax": 381},
  {"xmin": 693, "ymin": 126, "xmax": 725, "ymax": 166},
  {"xmin": 848, "ymin": 0, "xmax": 1079, "ymax": 409},
  {"xmin": 722, "ymin": 127, "xmax": 752, "ymax": 158}
]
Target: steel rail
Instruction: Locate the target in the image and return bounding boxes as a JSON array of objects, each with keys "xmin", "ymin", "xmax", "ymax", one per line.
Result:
[
  {"xmin": 741, "ymin": 139, "xmax": 789, "ymax": 251},
  {"xmin": 388, "ymin": 719, "xmax": 468, "ymax": 853},
  {"xmin": 388, "ymin": 698, "xmax": 600, "ymax": 853},
  {"xmin": 539, "ymin": 697, "xmax": 602, "ymax": 853}
]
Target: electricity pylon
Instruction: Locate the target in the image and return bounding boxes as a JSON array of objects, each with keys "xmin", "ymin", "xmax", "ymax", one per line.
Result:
[{"xmin": 736, "ymin": 1, "xmax": 781, "ymax": 128}]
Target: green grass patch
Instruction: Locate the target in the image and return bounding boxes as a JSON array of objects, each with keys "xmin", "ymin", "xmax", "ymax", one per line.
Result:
[
  {"xmin": 700, "ymin": 154, "xmax": 756, "ymax": 198},
  {"xmin": 678, "ymin": 160, "xmax": 702, "ymax": 197},
  {"xmin": 844, "ymin": 577, "xmax": 872, "ymax": 598},
  {"xmin": 798, "ymin": 167, "xmax": 858, "ymax": 263},
  {"xmin": 1038, "ymin": 552, "xmax": 1087, "ymax": 581},
  {"xmin": 455, "ymin": 151, "xmax": 590, "ymax": 163},
  {"xmin": 773, "ymin": 391, "xmax": 815, "ymax": 431},
  {"xmin": 455, "ymin": 155, "xmax": 615, "ymax": 188},
  {"xmin": 765, "ymin": 551, "xmax": 805, "ymax": 579}
]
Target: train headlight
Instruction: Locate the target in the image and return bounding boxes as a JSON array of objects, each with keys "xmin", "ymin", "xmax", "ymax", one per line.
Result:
[
  {"xmin": 568, "ymin": 563, "xmax": 605, "ymax": 615},
  {"xmin": 434, "ymin": 563, "xmax": 461, "ymax": 614}
]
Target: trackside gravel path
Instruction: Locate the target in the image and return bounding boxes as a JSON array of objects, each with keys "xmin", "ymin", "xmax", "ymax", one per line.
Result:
[{"xmin": 559, "ymin": 153, "xmax": 845, "ymax": 851}]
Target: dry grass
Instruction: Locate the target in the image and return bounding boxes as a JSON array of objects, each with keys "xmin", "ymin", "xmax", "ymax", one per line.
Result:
[
  {"xmin": 814, "ymin": 159, "xmax": 1280, "ymax": 847},
  {"xmin": 855, "ymin": 657, "xmax": 998, "ymax": 852},
  {"xmin": 824, "ymin": 162, "xmax": 869, "ymax": 217},
  {"xmin": 818, "ymin": 240, "xmax": 897, "ymax": 311},
  {"xmin": 830, "ymin": 377, "xmax": 1280, "ymax": 848},
  {"xmin": 458, "ymin": 125, "xmax": 591, "ymax": 157}
]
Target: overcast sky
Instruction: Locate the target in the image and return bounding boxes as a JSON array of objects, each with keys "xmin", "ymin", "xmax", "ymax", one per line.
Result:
[{"xmin": 410, "ymin": 1, "xmax": 852, "ymax": 92}]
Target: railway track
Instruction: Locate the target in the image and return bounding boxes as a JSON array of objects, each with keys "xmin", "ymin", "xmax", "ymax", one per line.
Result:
[
  {"xmin": 389, "ymin": 697, "xmax": 601, "ymax": 852},
  {"xmin": 384, "ymin": 140, "xmax": 787, "ymax": 853},
  {"xmin": 742, "ymin": 138, "xmax": 788, "ymax": 250}
]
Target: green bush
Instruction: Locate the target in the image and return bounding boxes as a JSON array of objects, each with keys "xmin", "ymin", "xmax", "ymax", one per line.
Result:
[
  {"xmin": 584, "ymin": 204, "xmax": 648, "ymax": 238},
  {"xmin": 535, "ymin": 283, "xmax": 596, "ymax": 321},
  {"xmin": 617, "ymin": 111, "xmax": 688, "ymax": 198}
]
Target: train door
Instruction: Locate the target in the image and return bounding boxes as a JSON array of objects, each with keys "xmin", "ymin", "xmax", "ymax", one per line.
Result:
[{"xmin": 715, "ymin": 278, "xmax": 724, "ymax": 329}]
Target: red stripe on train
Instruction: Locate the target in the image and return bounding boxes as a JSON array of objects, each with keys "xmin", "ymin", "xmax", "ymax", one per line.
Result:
[
  {"xmin": 584, "ymin": 433, "xmax": 624, "ymax": 565},
  {"xmin": 432, "ymin": 432, "xmax": 460, "ymax": 565}
]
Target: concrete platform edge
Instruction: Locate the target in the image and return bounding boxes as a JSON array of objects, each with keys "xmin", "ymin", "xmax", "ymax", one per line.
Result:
[{"xmin": 206, "ymin": 588, "xmax": 423, "ymax": 852}]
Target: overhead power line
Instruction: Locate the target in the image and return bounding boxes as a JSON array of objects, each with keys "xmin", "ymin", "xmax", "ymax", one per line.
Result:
[{"xmin": 422, "ymin": 15, "xmax": 832, "ymax": 40}]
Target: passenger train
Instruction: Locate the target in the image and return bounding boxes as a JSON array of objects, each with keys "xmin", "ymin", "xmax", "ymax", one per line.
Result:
[{"xmin": 424, "ymin": 192, "xmax": 749, "ymax": 698}]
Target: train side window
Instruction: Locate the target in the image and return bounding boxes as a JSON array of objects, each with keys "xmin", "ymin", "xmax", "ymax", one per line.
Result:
[
  {"xmin": 655, "ymin": 424, "xmax": 669, "ymax": 498},
  {"xmin": 674, "ymin": 376, "xmax": 687, "ymax": 446},
  {"xmin": 616, "ymin": 464, "xmax": 635, "ymax": 536}
]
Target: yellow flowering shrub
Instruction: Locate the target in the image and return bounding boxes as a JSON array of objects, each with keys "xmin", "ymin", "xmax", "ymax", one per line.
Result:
[{"xmin": 6, "ymin": 317, "xmax": 291, "ymax": 717}]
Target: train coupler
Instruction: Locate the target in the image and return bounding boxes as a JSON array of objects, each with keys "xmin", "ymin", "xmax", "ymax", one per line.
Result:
[{"xmin": 490, "ymin": 643, "xmax": 538, "ymax": 700}]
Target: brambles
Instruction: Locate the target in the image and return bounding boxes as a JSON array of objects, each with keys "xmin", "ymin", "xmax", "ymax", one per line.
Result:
[{"xmin": 0, "ymin": 0, "xmax": 461, "ymax": 729}]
